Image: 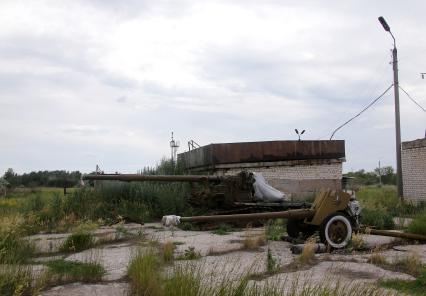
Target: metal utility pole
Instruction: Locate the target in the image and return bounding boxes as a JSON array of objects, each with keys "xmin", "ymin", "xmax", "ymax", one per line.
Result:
[{"xmin": 378, "ymin": 16, "xmax": 403, "ymax": 200}]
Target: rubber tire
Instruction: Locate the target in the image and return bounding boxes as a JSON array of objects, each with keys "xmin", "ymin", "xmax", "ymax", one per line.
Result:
[
  {"xmin": 287, "ymin": 219, "xmax": 316, "ymax": 239},
  {"xmin": 319, "ymin": 213, "xmax": 352, "ymax": 249}
]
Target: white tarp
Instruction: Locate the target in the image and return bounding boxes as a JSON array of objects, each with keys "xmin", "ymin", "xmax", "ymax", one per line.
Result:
[{"xmin": 252, "ymin": 172, "xmax": 289, "ymax": 202}]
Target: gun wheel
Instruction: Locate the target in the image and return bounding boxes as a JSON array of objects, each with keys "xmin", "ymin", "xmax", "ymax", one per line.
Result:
[{"xmin": 320, "ymin": 213, "xmax": 352, "ymax": 249}]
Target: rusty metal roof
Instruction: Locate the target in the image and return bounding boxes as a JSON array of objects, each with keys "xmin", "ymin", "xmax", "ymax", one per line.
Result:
[{"xmin": 178, "ymin": 140, "xmax": 345, "ymax": 169}]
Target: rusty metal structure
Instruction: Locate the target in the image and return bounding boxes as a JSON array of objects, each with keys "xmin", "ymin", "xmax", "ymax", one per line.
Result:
[
  {"xmin": 178, "ymin": 140, "xmax": 345, "ymax": 171},
  {"xmin": 83, "ymin": 171, "xmax": 310, "ymax": 213}
]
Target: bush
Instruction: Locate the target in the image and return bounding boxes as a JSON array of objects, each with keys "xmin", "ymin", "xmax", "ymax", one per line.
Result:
[
  {"xmin": 361, "ymin": 208, "xmax": 395, "ymax": 230},
  {"xmin": 59, "ymin": 231, "xmax": 94, "ymax": 252}
]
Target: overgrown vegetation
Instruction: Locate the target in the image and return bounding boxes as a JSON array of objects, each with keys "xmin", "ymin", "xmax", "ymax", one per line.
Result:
[
  {"xmin": 45, "ymin": 259, "xmax": 105, "ymax": 283},
  {"xmin": 0, "ymin": 216, "xmax": 34, "ymax": 264},
  {"xmin": 128, "ymin": 246, "xmax": 395, "ymax": 296},
  {"xmin": 0, "ymin": 265, "xmax": 42, "ymax": 296},
  {"xmin": 356, "ymin": 186, "xmax": 426, "ymax": 230}
]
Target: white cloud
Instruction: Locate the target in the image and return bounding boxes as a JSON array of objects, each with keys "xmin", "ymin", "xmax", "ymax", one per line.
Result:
[{"xmin": 0, "ymin": 0, "xmax": 425, "ymax": 174}]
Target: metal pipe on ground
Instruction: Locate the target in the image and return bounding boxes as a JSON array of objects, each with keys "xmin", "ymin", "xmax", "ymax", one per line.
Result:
[
  {"xmin": 179, "ymin": 209, "xmax": 315, "ymax": 223},
  {"xmin": 361, "ymin": 227, "xmax": 426, "ymax": 241}
]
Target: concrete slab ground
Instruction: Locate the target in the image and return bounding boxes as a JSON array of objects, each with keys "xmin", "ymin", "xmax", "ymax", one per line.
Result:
[
  {"xmin": 41, "ymin": 282, "xmax": 129, "ymax": 296},
  {"xmin": 28, "ymin": 222, "xmax": 425, "ymax": 295}
]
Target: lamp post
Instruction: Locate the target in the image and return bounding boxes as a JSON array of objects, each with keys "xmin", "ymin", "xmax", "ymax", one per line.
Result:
[{"xmin": 378, "ymin": 16, "xmax": 403, "ymax": 200}]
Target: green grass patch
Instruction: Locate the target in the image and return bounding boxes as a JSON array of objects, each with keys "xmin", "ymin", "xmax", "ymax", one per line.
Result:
[
  {"xmin": 266, "ymin": 219, "xmax": 285, "ymax": 241},
  {"xmin": 407, "ymin": 209, "xmax": 426, "ymax": 235},
  {"xmin": 46, "ymin": 259, "xmax": 105, "ymax": 283},
  {"xmin": 361, "ymin": 208, "xmax": 395, "ymax": 230},
  {"xmin": 127, "ymin": 248, "xmax": 162, "ymax": 296},
  {"xmin": 380, "ymin": 269, "xmax": 426, "ymax": 296},
  {"xmin": 176, "ymin": 246, "xmax": 201, "ymax": 260},
  {"xmin": 59, "ymin": 231, "xmax": 95, "ymax": 252},
  {"xmin": 211, "ymin": 223, "xmax": 235, "ymax": 235}
]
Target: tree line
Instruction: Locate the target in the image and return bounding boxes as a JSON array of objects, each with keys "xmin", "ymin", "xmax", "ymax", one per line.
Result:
[
  {"xmin": 345, "ymin": 166, "xmax": 396, "ymax": 186},
  {"xmin": 1, "ymin": 168, "xmax": 82, "ymax": 188}
]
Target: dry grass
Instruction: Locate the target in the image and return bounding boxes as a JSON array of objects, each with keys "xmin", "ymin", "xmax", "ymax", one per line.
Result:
[
  {"xmin": 369, "ymin": 250, "xmax": 424, "ymax": 277},
  {"xmin": 297, "ymin": 237, "xmax": 316, "ymax": 265},
  {"xmin": 162, "ymin": 241, "xmax": 174, "ymax": 263},
  {"xmin": 369, "ymin": 252, "xmax": 387, "ymax": 266},
  {"xmin": 349, "ymin": 233, "xmax": 366, "ymax": 250},
  {"xmin": 243, "ymin": 228, "xmax": 266, "ymax": 250}
]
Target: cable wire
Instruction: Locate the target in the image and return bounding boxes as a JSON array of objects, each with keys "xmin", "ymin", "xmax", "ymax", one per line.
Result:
[
  {"xmin": 399, "ymin": 85, "xmax": 426, "ymax": 113},
  {"xmin": 329, "ymin": 84, "xmax": 394, "ymax": 140}
]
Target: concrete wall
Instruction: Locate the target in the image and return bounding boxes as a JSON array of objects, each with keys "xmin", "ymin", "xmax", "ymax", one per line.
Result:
[
  {"xmin": 402, "ymin": 138, "xmax": 426, "ymax": 203},
  {"xmin": 203, "ymin": 159, "xmax": 343, "ymax": 200}
]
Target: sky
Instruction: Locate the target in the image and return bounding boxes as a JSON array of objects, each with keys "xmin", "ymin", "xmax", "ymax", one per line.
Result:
[{"xmin": 1, "ymin": 0, "xmax": 425, "ymax": 174}]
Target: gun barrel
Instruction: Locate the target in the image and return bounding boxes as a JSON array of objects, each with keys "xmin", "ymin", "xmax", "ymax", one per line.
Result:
[
  {"xmin": 179, "ymin": 209, "xmax": 315, "ymax": 223},
  {"xmin": 83, "ymin": 174, "xmax": 223, "ymax": 183}
]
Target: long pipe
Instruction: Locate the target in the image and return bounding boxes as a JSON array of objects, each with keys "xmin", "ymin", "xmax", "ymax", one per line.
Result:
[
  {"xmin": 179, "ymin": 209, "xmax": 315, "ymax": 223},
  {"xmin": 362, "ymin": 228, "xmax": 426, "ymax": 241},
  {"xmin": 83, "ymin": 174, "xmax": 223, "ymax": 182}
]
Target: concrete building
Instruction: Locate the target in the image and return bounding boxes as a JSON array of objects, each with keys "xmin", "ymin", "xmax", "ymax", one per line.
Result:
[
  {"xmin": 178, "ymin": 140, "xmax": 345, "ymax": 199},
  {"xmin": 402, "ymin": 138, "xmax": 426, "ymax": 204}
]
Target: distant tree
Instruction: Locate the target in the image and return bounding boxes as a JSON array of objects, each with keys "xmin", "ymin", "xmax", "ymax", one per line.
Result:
[
  {"xmin": 374, "ymin": 166, "xmax": 396, "ymax": 185},
  {"xmin": 3, "ymin": 168, "xmax": 19, "ymax": 187},
  {"xmin": 0, "ymin": 178, "xmax": 9, "ymax": 197}
]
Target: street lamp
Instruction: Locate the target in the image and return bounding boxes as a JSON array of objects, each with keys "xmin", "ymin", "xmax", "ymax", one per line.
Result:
[
  {"xmin": 295, "ymin": 129, "xmax": 305, "ymax": 141},
  {"xmin": 378, "ymin": 16, "xmax": 403, "ymax": 200}
]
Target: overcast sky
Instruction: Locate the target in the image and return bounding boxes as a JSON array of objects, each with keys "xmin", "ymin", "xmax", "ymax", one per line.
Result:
[{"xmin": 1, "ymin": 0, "xmax": 425, "ymax": 174}]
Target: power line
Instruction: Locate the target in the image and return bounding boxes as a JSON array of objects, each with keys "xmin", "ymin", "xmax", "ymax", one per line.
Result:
[
  {"xmin": 399, "ymin": 86, "xmax": 426, "ymax": 113},
  {"xmin": 329, "ymin": 84, "xmax": 394, "ymax": 140}
]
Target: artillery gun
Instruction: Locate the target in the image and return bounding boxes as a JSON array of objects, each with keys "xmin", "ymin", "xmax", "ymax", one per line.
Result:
[
  {"xmin": 163, "ymin": 189, "xmax": 362, "ymax": 249},
  {"xmin": 83, "ymin": 171, "xmax": 310, "ymax": 214}
]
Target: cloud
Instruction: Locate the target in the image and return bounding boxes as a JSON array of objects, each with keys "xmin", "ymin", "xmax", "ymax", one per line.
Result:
[{"xmin": 0, "ymin": 0, "xmax": 425, "ymax": 174}]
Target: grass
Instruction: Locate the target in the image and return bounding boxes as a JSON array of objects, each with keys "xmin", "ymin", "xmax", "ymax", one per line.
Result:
[
  {"xmin": 407, "ymin": 209, "xmax": 426, "ymax": 235},
  {"xmin": 0, "ymin": 265, "xmax": 43, "ymax": 296},
  {"xmin": 0, "ymin": 216, "xmax": 35, "ymax": 264},
  {"xmin": 162, "ymin": 241, "xmax": 174, "ymax": 263},
  {"xmin": 176, "ymin": 246, "xmax": 201, "ymax": 260},
  {"xmin": 127, "ymin": 247, "xmax": 396, "ymax": 296},
  {"xmin": 380, "ymin": 269, "xmax": 426, "ymax": 296},
  {"xmin": 297, "ymin": 237, "xmax": 316, "ymax": 265},
  {"xmin": 347, "ymin": 232, "xmax": 366, "ymax": 251},
  {"xmin": 59, "ymin": 231, "xmax": 95, "ymax": 252},
  {"xmin": 45, "ymin": 259, "xmax": 105, "ymax": 283},
  {"xmin": 369, "ymin": 251, "xmax": 424, "ymax": 277},
  {"xmin": 243, "ymin": 228, "xmax": 266, "ymax": 250},
  {"xmin": 266, "ymin": 248, "xmax": 279, "ymax": 274},
  {"xmin": 127, "ymin": 248, "xmax": 162, "ymax": 296},
  {"xmin": 212, "ymin": 223, "xmax": 235, "ymax": 235},
  {"xmin": 266, "ymin": 219, "xmax": 285, "ymax": 241}
]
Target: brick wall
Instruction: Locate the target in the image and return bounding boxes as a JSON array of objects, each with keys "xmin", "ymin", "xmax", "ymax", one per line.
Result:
[
  {"xmin": 402, "ymin": 138, "xmax": 426, "ymax": 203},
  {"xmin": 211, "ymin": 161, "xmax": 343, "ymax": 199}
]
